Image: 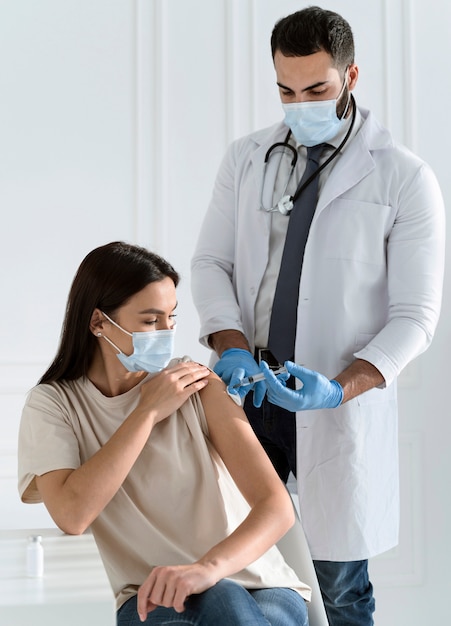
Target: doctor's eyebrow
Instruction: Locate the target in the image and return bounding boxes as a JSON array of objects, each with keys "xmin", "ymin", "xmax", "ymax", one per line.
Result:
[{"xmin": 276, "ymin": 80, "xmax": 329, "ymax": 92}]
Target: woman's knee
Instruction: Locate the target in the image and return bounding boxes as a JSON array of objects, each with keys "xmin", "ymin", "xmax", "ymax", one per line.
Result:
[
  {"xmin": 185, "ymin": 579, "xmax": 261, "ymax": 622},
  {"xmin": 250, "ymin": 587, "xmax": 309, "ymax": 626}
]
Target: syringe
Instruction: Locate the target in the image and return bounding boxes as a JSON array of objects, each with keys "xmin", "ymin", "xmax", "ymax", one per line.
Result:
[{"xmin": 232, "ymin": 366, "xmax": 287, "ymax": 389}]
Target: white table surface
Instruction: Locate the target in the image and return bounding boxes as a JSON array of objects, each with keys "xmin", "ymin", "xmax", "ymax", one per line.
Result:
[{"xmin": 0, "ymin": 527, "xmax": 115, "ymax": 625}]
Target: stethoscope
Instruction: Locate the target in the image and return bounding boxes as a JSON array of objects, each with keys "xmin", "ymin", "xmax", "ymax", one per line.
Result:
[{"xmin": 260, "ymin": 94, "xmax": 357, "ymax": 215}]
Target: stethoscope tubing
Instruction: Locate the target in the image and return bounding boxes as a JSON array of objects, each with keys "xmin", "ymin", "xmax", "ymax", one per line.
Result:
[{"xmin": 263, "ymin": 94, "xmax": 357, "ymax": 208}]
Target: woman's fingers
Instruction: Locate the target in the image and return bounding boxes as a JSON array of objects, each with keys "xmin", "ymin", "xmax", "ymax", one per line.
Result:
[
  {"xmin": 137, "ymin": 563, "xmax": 215, "ymax": 620},
  {"xmin": 139, "ymin": 362, "xmax": 211, "ymax": 424}
]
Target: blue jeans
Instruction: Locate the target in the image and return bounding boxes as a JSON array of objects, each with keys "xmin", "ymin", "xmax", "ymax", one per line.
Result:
[
  {"xmin": 313, "ymin": 560, "xmax": 375, "ymax": 626},
  {"xmin": 116, "ymin": 579, "xmax": 308, "ymax": 625},
  {"xmin": 244, "ymin": 390, "xmax": 296, "ymax": 483}
]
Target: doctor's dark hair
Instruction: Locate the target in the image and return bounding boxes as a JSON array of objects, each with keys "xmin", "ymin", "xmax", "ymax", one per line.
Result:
[
  {"xmin": 271, "ymin": 6, "xmax": 355, "ymax": 70},
  {"xmin": 39, "ymin": 241, "xmax": 179, "ymax": 384}
]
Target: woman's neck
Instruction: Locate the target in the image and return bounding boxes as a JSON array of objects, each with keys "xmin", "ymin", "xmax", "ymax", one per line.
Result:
[{"xmin": 87, "ymin": 349, "xmax": 147, "ymax": 397}]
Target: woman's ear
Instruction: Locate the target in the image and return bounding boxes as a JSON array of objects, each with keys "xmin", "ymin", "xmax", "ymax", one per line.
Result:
[{"xmin": 90, "ymin": 308, "xmax": 105, "ymax": 336}]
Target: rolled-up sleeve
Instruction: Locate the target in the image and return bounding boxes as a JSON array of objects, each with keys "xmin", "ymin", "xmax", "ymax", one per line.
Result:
[{"xmin": 355, "ymin": 162, "xmax": 445, "ymax": 385}]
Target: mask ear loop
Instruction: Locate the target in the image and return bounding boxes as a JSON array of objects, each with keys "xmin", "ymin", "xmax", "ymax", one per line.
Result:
[
  {"xmin": 97, "ymin": 311, "xmax": 130, "ymax": 355},
  {"xmin": 101, "ymin": 311, "xmax": 133, "ymax": 336},
  {"xmin": 97, "ymin": 332, "xmax": 123, "ymax": 355},
  {"xmin": 336, "ymin": 68, "xmax": 350, "ymax": 120}
]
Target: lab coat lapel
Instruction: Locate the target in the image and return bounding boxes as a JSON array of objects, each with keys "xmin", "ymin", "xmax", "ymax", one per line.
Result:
[
  {"xmin": 315, "ymin": 131, "xmax": 375, "ymax": 216},
  {"xmin": 315, "ymin": 107, "xmax": 393, "ymax": 216}
]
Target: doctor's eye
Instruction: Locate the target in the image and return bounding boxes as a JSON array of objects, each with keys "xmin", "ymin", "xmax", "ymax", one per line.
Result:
[{"xmin": 309, "ymin": 87, "xmax": 328, "ymax": 97}]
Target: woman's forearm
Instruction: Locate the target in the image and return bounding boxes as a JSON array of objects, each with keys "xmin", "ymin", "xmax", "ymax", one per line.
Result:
[{"xmin": 196, "ymin": 490, "xmax": 294, "ymax": 581}]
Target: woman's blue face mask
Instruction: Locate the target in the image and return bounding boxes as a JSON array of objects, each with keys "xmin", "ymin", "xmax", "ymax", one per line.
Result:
[{"xmin": 99, "ymin": 312, "xmax": 175, "ymax": 373}]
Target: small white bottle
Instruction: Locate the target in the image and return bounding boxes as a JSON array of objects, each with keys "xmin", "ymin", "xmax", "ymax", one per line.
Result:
[{"xmin": 26, "ymin": 535, "xmax": 44, "ymax": 578}]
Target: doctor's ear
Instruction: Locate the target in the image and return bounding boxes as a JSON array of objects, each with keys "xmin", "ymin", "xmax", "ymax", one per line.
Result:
[
  {"xmin": 347, "ymin": 63, "xmax": 359, "ymax": 91},
  {"xmin": 90, "ymin": 308, "xmax": 106, "ymax": 336}
]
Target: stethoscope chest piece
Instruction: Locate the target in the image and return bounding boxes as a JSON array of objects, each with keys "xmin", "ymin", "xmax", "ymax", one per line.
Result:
[{"xmin": 277, "ymin": 195, "xmax": 293, "ymax": 215}]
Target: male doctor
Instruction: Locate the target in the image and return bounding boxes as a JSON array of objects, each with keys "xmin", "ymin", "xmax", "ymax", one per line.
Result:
[{"xmin": 191, "ymin": 6, "xmax": 445, "ymax": 625}]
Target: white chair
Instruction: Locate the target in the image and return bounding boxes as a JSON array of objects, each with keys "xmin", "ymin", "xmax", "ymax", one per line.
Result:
[{"xmin": 277, "ymin": 501, "xmax": 329, "ymax": 626}]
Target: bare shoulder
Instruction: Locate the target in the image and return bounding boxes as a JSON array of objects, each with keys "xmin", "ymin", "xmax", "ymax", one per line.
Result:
[{"xmin": 199, "ymin": 372, "xmax": 245, "ymax": 415}]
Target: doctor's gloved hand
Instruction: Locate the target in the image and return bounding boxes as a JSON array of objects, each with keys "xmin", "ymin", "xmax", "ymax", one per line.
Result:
[
  {"xmin": 260, "ymin": 360, "xmax": 343, "ymax": 411},
  {"xmin": 213, "ymin": 348, "xmax": 266, "ymax": 407}
]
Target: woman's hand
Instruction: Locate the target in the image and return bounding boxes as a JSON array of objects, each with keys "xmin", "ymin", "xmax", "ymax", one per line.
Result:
[
  {"xmin": 137, "ymin": 562, "xmax": 218, "ymax": 620},
  {"xmin": 138, "ymin": 361, "xmax": 210, "ymax": 425}
]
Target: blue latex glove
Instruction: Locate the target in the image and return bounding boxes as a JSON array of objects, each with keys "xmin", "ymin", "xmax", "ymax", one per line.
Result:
[
  {"xmin": 213, "ymin": 348, "xmax": 266, "ymax": 408},
  {"xmin": 260, "ymin": 360, "xmax": 343, "ymax": 411}
]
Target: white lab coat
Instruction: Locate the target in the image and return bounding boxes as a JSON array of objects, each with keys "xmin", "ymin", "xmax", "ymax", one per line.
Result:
[{"xmin": 191, "ymin": 107, "xmax": 445, "ymax": 560}]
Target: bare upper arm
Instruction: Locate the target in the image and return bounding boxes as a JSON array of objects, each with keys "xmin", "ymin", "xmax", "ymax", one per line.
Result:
[
  {"xmin": 35, "ymin": 468, "xmax": 75, "ymax": 516},
  {"xmin": 198, "ymin": 375, "xmax": 284, "ymax": 506}
]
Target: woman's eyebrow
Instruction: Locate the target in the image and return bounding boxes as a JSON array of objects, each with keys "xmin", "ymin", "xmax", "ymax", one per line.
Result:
[
  {"xmin": 138, "ymin": 308, "xmax": 164, "ymax": 315},
  {"xmin": 138, "ymin": 303, "xmax": 178, "ymax": 315}
]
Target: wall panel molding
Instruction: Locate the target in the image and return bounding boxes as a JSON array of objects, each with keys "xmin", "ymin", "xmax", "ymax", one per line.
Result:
[
  {"xmin": 382, "ymin": 0, "xmax": 417, "ymax": 149},
  {"xmin": 225, "ymin": 0, "xmax": 257, "ymax": 142},
  {"xmin": 134, "ymin": 0, "xmax": 169, "ymax": 254},
  {"xmin": 401, "ymin": 0, "xmax": 417, "ymax": 151}
]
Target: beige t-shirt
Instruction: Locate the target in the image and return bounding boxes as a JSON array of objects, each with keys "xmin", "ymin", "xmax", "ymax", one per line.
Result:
[{"xmin": 18, "ymin": 359, "xmax": 311, "ymax": 609}]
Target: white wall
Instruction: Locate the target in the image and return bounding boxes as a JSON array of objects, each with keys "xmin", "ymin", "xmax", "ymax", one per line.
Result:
[{"xmin": 1, "ymin": 1, "xmax": 449, "ymax": 624}]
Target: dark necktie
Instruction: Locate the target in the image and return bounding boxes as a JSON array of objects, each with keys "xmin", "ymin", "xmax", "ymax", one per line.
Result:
[{"xmin": 268, "ymin": 143, "xmax": 324, "ymax": 363}]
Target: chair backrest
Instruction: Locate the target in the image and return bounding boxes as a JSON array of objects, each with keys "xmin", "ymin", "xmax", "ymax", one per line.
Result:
[{"xmin": 276, "ymin": 502, "xmax": 329, "ymax": 626}]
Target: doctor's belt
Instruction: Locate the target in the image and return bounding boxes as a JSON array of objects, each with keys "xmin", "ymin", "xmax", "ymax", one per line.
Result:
[
  {"xmin": 253, "ymin": 347, "xmax": 296, "ymax": 393},
  {"xmin": 254, "ymin": 348, "xmax": 283, "ymax": 370}
]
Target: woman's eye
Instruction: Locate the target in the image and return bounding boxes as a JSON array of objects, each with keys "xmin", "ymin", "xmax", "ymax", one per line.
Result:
[{"xmin": 145, "ymin": 320, "xmax": 158, "ymax": 326}]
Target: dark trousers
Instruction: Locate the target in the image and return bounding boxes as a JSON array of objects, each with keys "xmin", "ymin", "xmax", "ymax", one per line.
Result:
[
  {"xmin": 313, "ymin": 560, "xmax": 375, "ymax": 626},
  {"xmin": 244, "ymin": 386, "xmax": 296, "ymax": 483}
]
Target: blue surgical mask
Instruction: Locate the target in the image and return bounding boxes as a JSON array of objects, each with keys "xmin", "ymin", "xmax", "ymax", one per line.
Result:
[
  {"xmin": 100, "ymin": 312, "xmax": 175, "ymax": 373},
  {"xmin": 282, "ymin": 73, "xmax": 350, "ymax": 147}
]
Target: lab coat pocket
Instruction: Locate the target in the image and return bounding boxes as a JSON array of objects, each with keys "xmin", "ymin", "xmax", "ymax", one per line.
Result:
[
  {"xmin": 324, "ymin": 198, "xmax": 395, "ymax": 265},
  {"xmin": 357, "ymin": 379, "xmax": 396, "ymax": 406},
  {"xmin": 356, "ymin": 385, "xmax": 390, "ymax": 406}
]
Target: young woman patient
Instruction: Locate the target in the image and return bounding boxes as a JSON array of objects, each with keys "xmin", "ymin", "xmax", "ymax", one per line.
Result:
[{"xmin": 18, "ymin": 241, "xmax": 310, "ymax": 626}]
